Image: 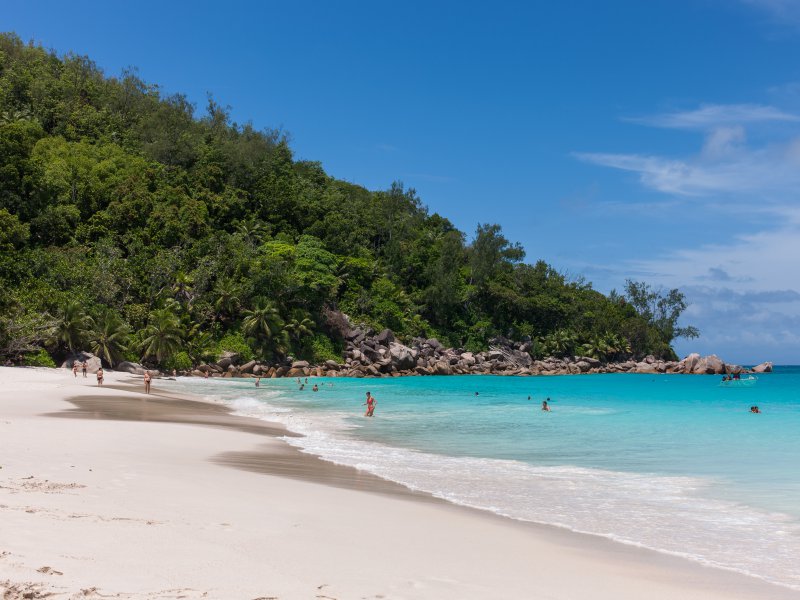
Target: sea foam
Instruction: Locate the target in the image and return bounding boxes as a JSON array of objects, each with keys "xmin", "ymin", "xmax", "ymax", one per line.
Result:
[{"xmin": 172, "ymin": 375, "xmax": 800, "ymax": 591}]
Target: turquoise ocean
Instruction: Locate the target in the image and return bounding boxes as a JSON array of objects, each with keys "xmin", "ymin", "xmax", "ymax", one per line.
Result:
[{"xmin": 168, "ymin": 368, "xmax": 800, "ymax": 590}]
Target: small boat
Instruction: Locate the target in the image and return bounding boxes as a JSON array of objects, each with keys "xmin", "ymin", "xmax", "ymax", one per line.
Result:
[{"xmin": 719, "ymin": 376, "xmax": 757, "ymax": 387}]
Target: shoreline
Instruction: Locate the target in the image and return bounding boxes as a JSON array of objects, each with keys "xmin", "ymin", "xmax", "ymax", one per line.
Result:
[{"xmin": 2, "ymin": 366, "xmax": 796, "ymax": 599}]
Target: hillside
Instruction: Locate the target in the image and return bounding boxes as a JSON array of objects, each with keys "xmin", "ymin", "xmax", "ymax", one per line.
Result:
[{"xmin": 0, "ymin": 33, "xmax": 697, "ymax": 369}]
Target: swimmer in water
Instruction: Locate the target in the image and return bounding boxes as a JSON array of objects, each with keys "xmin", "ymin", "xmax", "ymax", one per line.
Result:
[
  {"xmin": 542, "ymin": 398, "xmax": 551, "ymax": 412},
  {"xmin": 750, "ymin": 405, "xmax": 761, "ymax": 414},
  {"xmin": 363, "ymin": 391, "xmax": 376, "ymax": 417}
]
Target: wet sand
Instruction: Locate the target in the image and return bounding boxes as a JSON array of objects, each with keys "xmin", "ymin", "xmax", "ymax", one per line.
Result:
[{"xmin": 52, "ymin": 393, "xmax": 434, "ymax": 500}]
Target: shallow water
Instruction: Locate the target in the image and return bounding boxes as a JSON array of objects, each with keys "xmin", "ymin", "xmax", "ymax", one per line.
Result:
[{"xmin": 168, "ymin": 368, "xmax": 800, "ymax": 590}]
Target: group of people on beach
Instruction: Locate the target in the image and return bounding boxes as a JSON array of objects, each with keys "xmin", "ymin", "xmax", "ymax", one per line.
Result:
[
  {"xmin": 71, "ymin": 361, "xmax": 89, "ymax": 378},
  {"xmin": 71, "ymin": 360, "xmax": 104, "ymax": 386}
]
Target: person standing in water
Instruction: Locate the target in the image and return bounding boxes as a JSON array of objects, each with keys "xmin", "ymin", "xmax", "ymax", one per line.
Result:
[
  {"xmin": 542, "ymin": 398, "xmax": 550, "ymax": 412},
  {"xmin": 143, "ymin": 370, "xmax": 152, "ymax": 394},
  {"xmin": 255, "ymin": 376, "xmax": 261, "ymax": 388},
  {"xmin": 363, "ymin": 391, "xmax": 377, "ymax": 417}
]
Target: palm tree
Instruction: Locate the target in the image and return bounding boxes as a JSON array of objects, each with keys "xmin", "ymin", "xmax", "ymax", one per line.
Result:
[
  {"xmin": 87, "ymin": 308, "xmax": 130, "ymax": 367},
  {"xmin": 139, "ymin": 308, "xmax": 184, "ymax": 364},
  {"xmin": 212, "ymin": 278, "xmax": 241, "ymax": 323},
  {"xmin": 579, "ymin": 335, "xmax": 611, "ymax": 362},
  {"xmin": 236, "ymin": 221, "xmax": 268, "ymax": 247},
  {"xmin": 0, "ymin": 107, "xmax": 32, "ymax": 124},
  {"xmin": 544, "ymin": 329, "xmax": 577, "ymax": 358},
  {"xmin": 171, "ymin": 271, "xmax": 195, "ymax": 305},
  {"xmin": 527, "ymin": 336, "xmax": 546, "ymax": 360},
  {"xmin": 242, "ymin": 298, "xmax": 286, "ymax": 357},
  {"xmin": 284, "ymin": 309, "xmax": 315, "ymax": 343},
  {"xmin": 604, "ymin": 332, "xmax": 631, "ymax": 361},
  {"xmin": 185, "ymin": 324, "xmax": 215, "ymax": 365},
  {"xmin": 53, "ymin": 301, "xmax": 91, "ymax": 354}
]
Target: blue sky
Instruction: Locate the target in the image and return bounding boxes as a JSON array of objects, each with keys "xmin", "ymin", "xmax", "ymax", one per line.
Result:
[{"xmin": 5, "ymin": 0, "xmax": 800, "ymax": 363}]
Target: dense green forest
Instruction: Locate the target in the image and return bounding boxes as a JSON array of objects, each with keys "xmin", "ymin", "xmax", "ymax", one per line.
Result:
[{"xmin": 0, "ymin": 33, "xmax": 697, "ymax": 369}]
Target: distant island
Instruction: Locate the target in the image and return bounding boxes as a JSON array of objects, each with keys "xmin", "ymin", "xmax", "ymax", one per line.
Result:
[{"xmin": 0, "ymin": 33, "xmax": 701, "ymax": 373}]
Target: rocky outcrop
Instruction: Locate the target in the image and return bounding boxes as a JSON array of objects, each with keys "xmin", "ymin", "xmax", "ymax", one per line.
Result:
[
  {"xmin": 117, "ymin": 361, "xmax": 146, "ymax": 375},
  {"xmin": 752, "ymin": 361, "xmax": 773, "ymax": 373},
  {"xmin": 183, "ymin": 316, "xmax": 768, "ymax": 380},
  {"xmin": 239, "ymin": 360, "xmax": 257, "ymax": 374},
  {"xmin": 216, "ymin": 351, "xmax": 240, "ymax": 370}
]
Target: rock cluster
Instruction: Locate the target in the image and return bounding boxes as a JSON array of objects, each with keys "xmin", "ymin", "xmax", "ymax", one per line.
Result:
[
  {"xmin": 59, "ymin": 338, "xmax": 771, "ymax": 380},
  {"xmin": 184, "ymin": 328, "xmax": 759, "ymax": 379},
  {"xmin": 175, "ymin": 326, "xmax": 772, "ymax": 377}
]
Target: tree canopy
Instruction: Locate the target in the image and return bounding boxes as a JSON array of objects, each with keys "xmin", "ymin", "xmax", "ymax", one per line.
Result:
[{"xmin": 0, "ymin": 33, "xmax": 696, "ymax": 367}]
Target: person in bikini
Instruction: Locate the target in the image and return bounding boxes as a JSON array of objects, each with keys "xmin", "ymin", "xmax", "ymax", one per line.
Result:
[
  {"xmin": 96, "ymin": 367, "xmax": 104, "ymax": 386},
  {"xmin": 144, "ymin": 370, "xmax": 152, "ymax": 394},
  {"xmin": 82, "ymin": 361, "xmax": 87, "ymax": 378},
  {"xmin": 363, "ymin": 391, "xmax": 377, "ymax": 417}
]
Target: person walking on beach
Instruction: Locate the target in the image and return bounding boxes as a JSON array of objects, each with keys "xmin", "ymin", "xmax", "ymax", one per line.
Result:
[
  {"xmin": 363, "ymin": 391, "xmax": 376, "ymax": 417},
  {"xmin": 96, "ymin": 367, "xmax": 104, "ymax": 386},
  {"xmin": 82, "ymin": 361, "xmax": 87, "ymax": 378},
  {"xmin": 144, "ymin": 370, "xmax": 152, "ymax": 394},
  {"xmin": 542, "ymin": 398, "xmax": 550, "ymax": 412},
  {"xmin": 72, "ymin": 362, "xmax": 78, "ymax": 378}
]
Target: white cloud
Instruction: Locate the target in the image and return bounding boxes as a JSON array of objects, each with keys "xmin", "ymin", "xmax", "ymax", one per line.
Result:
[
  {"xmin": 702, "ymin": 125, "xmax": 746, "ymax": 158},
  {"xmin": 625, "ymin": 103, "xmax": 799, "ymax": 129},
  {"xmin": 577, "ymin": 127, "xmax": 800, "ymax": 196},
  {"xmin": 673, "ymin": 283, "xmax": 800, "ymax": 363},
  {"xmin": 575, "ymin": 144, "xmax": 800, "ymax": 196},
  {"xmin": 576, "ymin": 100, "xmax": 800, "ymax": 361},
  {"xmin": 629, "ymin": 225, "xmax": 800, "ymax": 291}
]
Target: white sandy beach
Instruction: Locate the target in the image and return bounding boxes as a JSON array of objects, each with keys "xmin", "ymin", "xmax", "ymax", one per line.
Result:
[{"xmin": 1, "ymin": 366, "xmax": 796, "ymax": 600}]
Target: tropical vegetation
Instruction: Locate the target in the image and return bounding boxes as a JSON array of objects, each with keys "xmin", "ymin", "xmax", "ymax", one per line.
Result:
[{"xmin": 0, "ymin": 33, "xmax": 697, "ymax": 369}]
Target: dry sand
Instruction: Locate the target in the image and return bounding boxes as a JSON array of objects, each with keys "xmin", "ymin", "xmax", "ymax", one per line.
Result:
[{"xmin": 1, "ymin": 366, "xmax": 797, "ymax": 600}]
